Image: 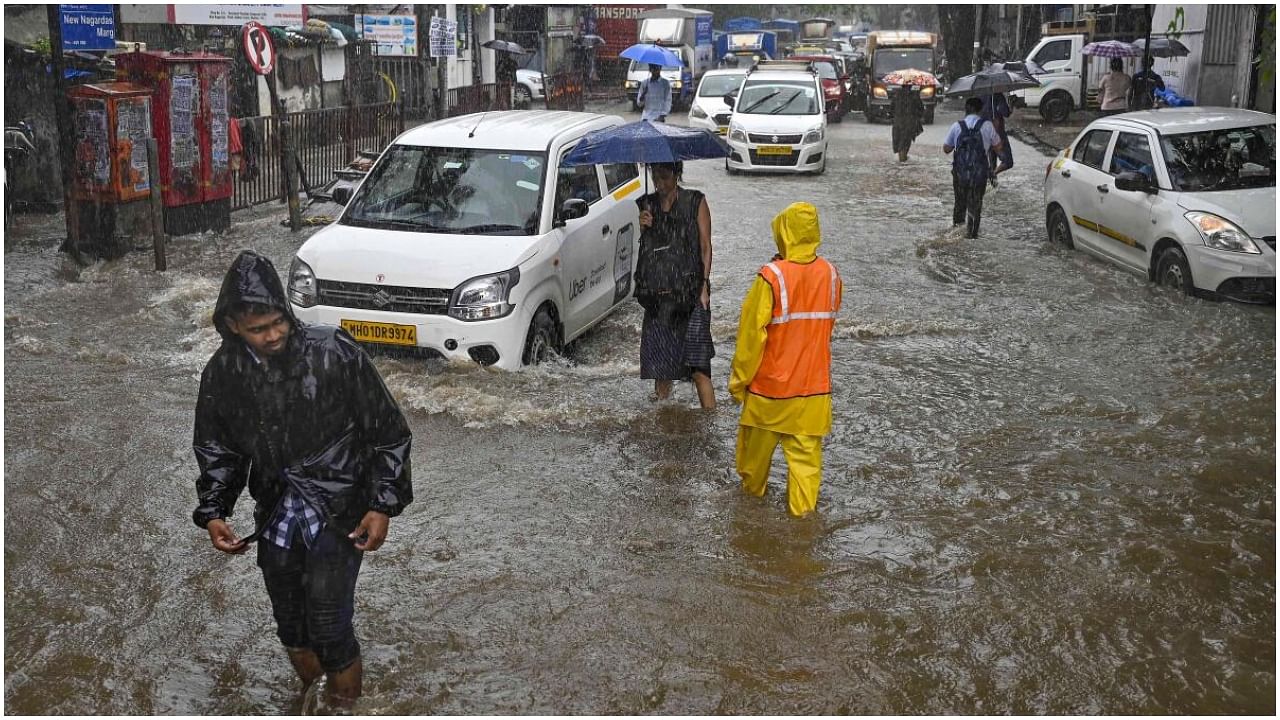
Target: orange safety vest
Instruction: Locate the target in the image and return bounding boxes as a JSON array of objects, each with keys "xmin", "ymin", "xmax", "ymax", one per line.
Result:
[{"xmin": 748, "ymin": 257, "xmax": 841, "ymax": 399}]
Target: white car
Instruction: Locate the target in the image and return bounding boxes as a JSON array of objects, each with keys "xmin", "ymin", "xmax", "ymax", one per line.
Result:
[
  {"xmin": 1044, "ymin": 108, "xmax": 1275, "ymax": 303},
  {"xmin": 724, "ymin": 61, "xmax": 828, "ymax": 175},
  {"xmin": 288, "ymin": 111, "xmax": 643, "ymax": 369},
  {"xmin": 515, "ymin": 68, "xmax": 544, "ymax": 106},
  {"xmin": 688, "ymin": 69, "xmax": 746, "ymax": 135}
]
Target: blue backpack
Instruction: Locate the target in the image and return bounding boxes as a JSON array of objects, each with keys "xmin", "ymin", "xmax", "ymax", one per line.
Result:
[{"xmin": 953, "ymin": 118, "xmax": 989, "ymax": 186}]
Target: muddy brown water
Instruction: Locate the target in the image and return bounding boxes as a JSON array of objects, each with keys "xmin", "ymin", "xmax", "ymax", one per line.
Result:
[{"xmin": 4, "ymin": 107, "xmax": 1274, "ymax": 714}]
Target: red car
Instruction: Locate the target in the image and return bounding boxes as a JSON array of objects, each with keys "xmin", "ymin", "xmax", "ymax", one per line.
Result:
[{"xmin": 788, "ymin": 55, "xmax": 848, "ymax": 122}]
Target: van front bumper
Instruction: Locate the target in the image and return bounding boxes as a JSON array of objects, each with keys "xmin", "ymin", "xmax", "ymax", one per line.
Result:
[{"xmin": 293, "ymin": 302, "xmax": 532, "ymax": 370}]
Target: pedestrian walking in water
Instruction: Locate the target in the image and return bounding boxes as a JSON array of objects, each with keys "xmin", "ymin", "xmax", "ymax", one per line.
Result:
[
  {"xmin": 981, "ymin": 92, "xmax": 1014, "ymax": 186},
  {"xmin": 943, "ymin": 96, "xmax": 1003, "ymax": 239},
  {"xmin": 192, "ymin": 250, "xmax": 413, "ymax": 710},
  {"xmin": 889, "ymin": 85, "xmax": 925, "ymax": 162},
  {"xmin": 634, "ymin": 161, "xmax": 715, "ymax": 409},
  {"xmin": 730, "ymin": 202, "xmax": 842, "ymax": 517},
  {"xmin": 1098, "ymin": 58, "xmax": 1132, "ymax": 116},
  {"xmin": 637, "ymin": 63, "xmax": 672, "ymax": 122}
]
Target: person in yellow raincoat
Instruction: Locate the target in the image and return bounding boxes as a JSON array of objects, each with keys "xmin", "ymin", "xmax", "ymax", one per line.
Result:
[{"xmin": 728, "ymin": 202, "xmax": 842, "ymax": 517}]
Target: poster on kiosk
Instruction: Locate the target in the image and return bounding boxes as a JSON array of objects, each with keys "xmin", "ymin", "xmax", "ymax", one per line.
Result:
[{"xmin": 115, "ymin": 50, "xmax": 233, "ymax": 235}]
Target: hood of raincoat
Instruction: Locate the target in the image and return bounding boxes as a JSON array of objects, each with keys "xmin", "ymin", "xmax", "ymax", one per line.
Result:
[
  {"xmin": 771, "ymin": 202, "xmax": 822, "ymax": 263},
  {"xmin": 212, "ymin": 250, "xmax": 300, "ymax": 342}
]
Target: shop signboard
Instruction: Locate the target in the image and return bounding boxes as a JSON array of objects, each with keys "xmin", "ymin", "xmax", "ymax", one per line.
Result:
[
  {"xmin": 170, "ymin": 5, "xmax": 304, "ymax": 27},
  {"xmin": 356, "ymin": 14, "xmax": 419, "ymax": 57},
  {"xmin": 60, "ymin": 4, "xmax": 116, "ymax": 51}
]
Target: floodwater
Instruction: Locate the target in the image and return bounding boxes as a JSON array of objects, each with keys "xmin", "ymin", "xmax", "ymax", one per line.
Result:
[{"xmin": 4, "ymin": 106, "xmax": 1274, "ymax": 714}]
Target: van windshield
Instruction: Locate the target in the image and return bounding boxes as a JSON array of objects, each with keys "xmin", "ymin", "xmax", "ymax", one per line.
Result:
[
  {"xmin": 343, "ymin": 146, "xmax": 546, "ymax": 235},
  {"xmin": 873, "ymin": 48, "xmax": 933, "ymax": 75},
  {"xmin": 737, "ymin": 80, "xmax": 820, "ymax": 115}
]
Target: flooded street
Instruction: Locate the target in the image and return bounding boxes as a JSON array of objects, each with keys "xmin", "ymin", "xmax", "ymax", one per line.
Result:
[{"xmin": 4, "ymin": 106, "xmax": 1274, "ymax": 714}]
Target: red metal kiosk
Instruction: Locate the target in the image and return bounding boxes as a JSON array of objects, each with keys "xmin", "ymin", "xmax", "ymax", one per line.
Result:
[{"xmin": 115, "ymin": 50, "xmax": 233, "ymax": 235}]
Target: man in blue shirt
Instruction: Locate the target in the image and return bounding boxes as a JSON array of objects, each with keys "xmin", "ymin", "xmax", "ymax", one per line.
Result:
[
  {"xmin": 637, "ymin": 63, "xmax": 672, "ymax": 122},
  {"xmin": 943, "ymin": 97, "xmax": 1004, "ymax": 238}
]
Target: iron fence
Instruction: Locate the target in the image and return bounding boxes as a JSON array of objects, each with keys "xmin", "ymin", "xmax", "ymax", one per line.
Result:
[
  {"xmin": 544, "ymin": 73, "xmax": 586, "ymax": 111},
  {"xmin": 444, "ymin": 82, "xmax": 514, "ymax": 117},
  {"xmin": 232, "ymin": 101, "xmax": 402, "ymax": 211}
]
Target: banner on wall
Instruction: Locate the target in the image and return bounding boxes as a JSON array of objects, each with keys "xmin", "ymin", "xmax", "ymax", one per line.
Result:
[
  {"xmin": 169, "ymin": 5, "xmax": 304, "ymax": 26},
  {"xmin": 428, "ymin": 16, "xmax": 457, "ymax": 58},
  {"xmin": 356, "ymin": 14, "xmax": 419, "ymax": 57}
]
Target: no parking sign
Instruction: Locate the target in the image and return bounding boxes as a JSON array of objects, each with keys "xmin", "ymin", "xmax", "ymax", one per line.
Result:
[{"xmin": 242, "ymin": 21, "xmax": 275, "ymax": 75}]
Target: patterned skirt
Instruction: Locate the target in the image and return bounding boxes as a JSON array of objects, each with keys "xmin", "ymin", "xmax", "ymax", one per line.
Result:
[{"xmin": 640, "ymin": 302, "xmax": 715, "ymax": 380}]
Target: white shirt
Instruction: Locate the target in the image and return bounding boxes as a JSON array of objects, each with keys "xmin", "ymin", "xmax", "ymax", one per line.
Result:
[
  {"xmin": 944, "ymin": 114, "xmax": 1002, "ymax": 158},
  {"xmin": 638, "ymin": 76, "xmax": 673, "ymax": 122}
]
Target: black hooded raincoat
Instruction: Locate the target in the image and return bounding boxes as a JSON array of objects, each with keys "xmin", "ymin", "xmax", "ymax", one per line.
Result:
[{"xmin": 192, "ymin": 251, "xmax": 413, "ymax": 536}]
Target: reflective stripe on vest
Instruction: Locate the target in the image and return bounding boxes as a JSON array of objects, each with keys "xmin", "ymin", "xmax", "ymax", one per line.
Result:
[{"xmin": 749, "ymin": 257, "xmax": 841, "ymax": 400}]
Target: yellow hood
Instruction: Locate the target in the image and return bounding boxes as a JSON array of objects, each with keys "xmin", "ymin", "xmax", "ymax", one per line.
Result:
[{"xmin": 771, "ymin": 202, "xmax": 821, "ymax": 263}]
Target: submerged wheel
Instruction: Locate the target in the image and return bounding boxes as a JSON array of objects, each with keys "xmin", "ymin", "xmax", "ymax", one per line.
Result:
[
  {"xmin": 1156, "ymin": 246, "xmax": 1195, "ymax": 296},
  {"xmin": 1047, "ymin": 206, "xmax": 1074, "ymax": 249},
  {"xmin": 515, "ymin": 85, "xmax": 532, "ymax": 109},
  {"xmin": 521, "ymin": 307, "xmax": 559, "ymax": 365}
]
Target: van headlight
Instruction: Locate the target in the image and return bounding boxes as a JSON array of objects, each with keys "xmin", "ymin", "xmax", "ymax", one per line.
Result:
[
  {"xmin": 920, "ymin": 86, "xmax": 935, "ymax": 98},
  {"xmin": 729, "ymin": 124, "xmax": 748, "ymax": 143},
  {"xmin": 872, "ymin": 85, "xmax": 887, "ymax": 98},
  {"xmin": 690, "ymin": 104, "xmax": 708, "ymax": 119},
  {"xmin": 625, "ymin": 80, "xmax": 639, "ymax": 89},
  {"xmin": 1184, "ymin": 212, "xmax": 1261, "ymax": 254},
  {"xmin": 450, "ymin": 268, "xmax": 521, "ymax": 321},
  {"xmin": 288, "ymin": 256, "xmax": 317, "ymax": 308},
  {"xmin": 802, "ymin": 126, "xmax": 824, "ymax": 144},
  {"xmin": 672, "ymin": 80, "xmax": 683, "ymax": 90}
]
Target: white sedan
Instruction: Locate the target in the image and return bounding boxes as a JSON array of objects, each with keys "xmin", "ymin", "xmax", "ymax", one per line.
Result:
[{"xmin": 1044, "ymin": 108, "xmax": 1275, "ymax": 303}]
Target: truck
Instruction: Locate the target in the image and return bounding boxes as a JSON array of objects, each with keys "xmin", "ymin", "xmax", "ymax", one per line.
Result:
[
  {"xmin": 715, "ymin": 30, "xmax": 778, "ymax": 66},
  {"xmin": 763, "ymin": 18, "xmax": 800, "ymax": 54},
  {"xmin": 863, "ymin": 31, "xmax": 940, "ymax": 123},
  {"xmin": 799, "ymin": 17, "xmax": 836, "ymax": 43},
  {"xmin": 624, "ymin": 7, "xmax": 715, "ymax": 111},
  {"xmin": 591, "ymin": 4, "xmax": 648, "ymax": 85},
  {"xmin": 724, "ymin": 17, "xmax": 762, "ymax": 33}
]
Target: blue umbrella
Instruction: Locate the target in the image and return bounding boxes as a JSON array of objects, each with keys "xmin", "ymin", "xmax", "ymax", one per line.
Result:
[
  {"xmin": 562, "ymin": 120, "xmax": 728, "ymax": 200},
  {"xmin": 619, "ymin": 43, "xmax": 684, "ymax": 67},
  {"xmin": 562, "ymin": 120, "xmax": 728, "ymax": 166}
]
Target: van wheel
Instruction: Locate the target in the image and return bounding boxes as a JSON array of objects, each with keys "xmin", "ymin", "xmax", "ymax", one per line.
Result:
[
  {"xmin": 1047, "ymin": 206, "xmax": 1074, "ymax": 249},
  {"xmin": 1156, "ymin": 246, "xmax": 1195, "ymax": 297},
  {"xmin": 1041, "ymin": 92, "xmax": 1072, "ymax": 123},
  {"xmin": 521, "ymin": 307, "xmax": 560, "ymax": 365}
]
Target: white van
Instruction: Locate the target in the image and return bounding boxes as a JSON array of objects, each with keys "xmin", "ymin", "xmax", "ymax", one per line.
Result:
[{"xmin": 287, "ymin": 111, "xmax": 643, "ymax": 369}]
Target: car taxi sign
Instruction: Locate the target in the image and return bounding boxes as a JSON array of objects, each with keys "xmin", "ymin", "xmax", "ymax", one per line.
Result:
[{"xmin": 242, "ymin": 22, "xmax": 276, "ymax": 76}]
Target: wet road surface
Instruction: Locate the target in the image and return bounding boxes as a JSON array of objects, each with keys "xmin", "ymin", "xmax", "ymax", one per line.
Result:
[{"xmin": 4, "ymin": 105, "xmax": 1274, "ymax": 714}]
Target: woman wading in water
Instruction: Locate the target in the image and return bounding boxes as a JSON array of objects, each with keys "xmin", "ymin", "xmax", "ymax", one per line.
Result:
[{"xmin": 634, "ymin": 162, "xmax": 715, "ymax": 409}]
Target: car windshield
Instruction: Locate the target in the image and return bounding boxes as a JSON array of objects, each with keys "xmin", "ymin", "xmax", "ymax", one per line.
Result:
[
  {"xmin": 737, "ymin": 80, "xmax": 819, "ymax": 115},
  {"xmin": 343, "ymin": 146, "xmax": 546, "ymax": 235},
  {"xmin": 873, "ymin": 48, "xmax": 933, "ymax": 75},
  {"xmin": 810, "ymin": 61, "xmax": 837, "ymax": 80},
  {"xmin": 1160, "ymin": 124, "xmax": 1276, "ymax": 192},
  {"xmin": 699, "ymin": 74, "xmax": 745, "ymax": 96}
]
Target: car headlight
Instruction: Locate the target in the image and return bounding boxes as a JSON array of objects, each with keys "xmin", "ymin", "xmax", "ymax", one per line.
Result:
[
  {"xmin": 531, "ymin": 76, "xmax": 543, "ymax": 86},
  {"xmin": 690, "ymin": 104, "xmax": 708, "ymax": 119},
  {"xmin": 288, "ymin": 256, "xmax": 317, "ymax": 308},
  {"xmin": 1184, "ymin": 212, "xmax": 1261, "ymax": 254},
  {"xmin": 872, "ymin": 85, "xmax": 887, "ymax": 98},
  {"xmin": 920, "ymin": 86, "xmax": 935, "ymax": 98},
  {"xmin": 802, "ymin": 126, "xmax": 824, "ymax": 144},
  {"xmin": 625, "ymin": 80, "xmax": 638, "ymax": 89},
  {"xmin": 729, "ymin": 125, "xmax": 748, "ymax": 143},
  {"xmin": 672, "ymin": 80, "xmax": 682, "ymax": 90},
  {"xmin": 450, "ymin": 268, "xmax": 521, "ymax": 321}
]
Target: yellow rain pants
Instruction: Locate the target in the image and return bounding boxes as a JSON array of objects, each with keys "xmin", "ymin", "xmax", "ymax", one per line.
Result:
[{"xmin": 736, "ymin": 425, "xmax": 823, "ymax": 517}]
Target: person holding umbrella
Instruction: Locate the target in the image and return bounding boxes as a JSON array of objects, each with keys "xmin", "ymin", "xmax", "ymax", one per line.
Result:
[
  {"xmin": 1098, "ymin": 58, "xmax": 1133, "ymax": 116},
  {"xmin": 637, "ymin": 63, "xmax": 673, "ymax": 122},
  {"xmin": 981, "ymin": 92, "xmax": 1014, "ymax": 186},
  {"xmin": 943, "ymin": 97, "xmax": 1003, "ymax": 239},
  {"xmin": 1130, "ymin": 59, "xmax": 1165, "ymax": 110}
]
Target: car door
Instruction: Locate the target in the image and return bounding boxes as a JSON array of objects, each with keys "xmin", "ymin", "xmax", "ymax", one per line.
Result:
[
  {"xmin": 1101, "ymin": 129, "xmax": 1160, "ymax": 273},
  {"xmin": 1023, "ymin": 37, "xmax": 1074, "ymax": 105},
  {"xmin": 553, "ymin": 147, "xmax": 612, "ymax": 339},
  {"xmin": 1062, "ymin": 127, "xmax": 1116, "ymax": 256},
  {"xmin": 600, "ymin": 162, "xmax": 642, "ymax": 307}
]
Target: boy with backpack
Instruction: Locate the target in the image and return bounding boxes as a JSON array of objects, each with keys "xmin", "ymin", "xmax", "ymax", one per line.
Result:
[{"xmin": 943, "ymin": 97, "xmax": 1004, "ymax": 239}]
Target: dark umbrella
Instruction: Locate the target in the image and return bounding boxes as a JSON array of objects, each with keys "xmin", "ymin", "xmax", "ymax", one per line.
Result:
[
  {"xmin": 561, "ymin": 120, "xmax": 729, "ymax": 200},
  {"xmin": 578, "ymin": 34, "xmax": 606, "ymax": 48},
  {"xmin": 482, "ymin": 39, "xmax": 530, "ymax": 55},
  {"xmin": 993, "ymin": 59, "xmax": 1046, "ymax": 77},
  {"xmin": 945, "ymin": 68, "xmax": 1040, "ymax": 97},
  {"xmin": 1131, "ymin": 37, "xmax": 1190, "ymax": 58}
]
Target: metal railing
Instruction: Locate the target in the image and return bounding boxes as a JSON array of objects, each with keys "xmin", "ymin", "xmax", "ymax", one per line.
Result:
[
  {"xmin": 544, "ymin": 73, "xmax": 586, "ymax": 111},
  {"xmin": 444, "ymin": 82, "xmax": 514, "ymax": 117},
  {"xmin": 232, "ymin": 101, "xmax": 402, "ymax": 211}
]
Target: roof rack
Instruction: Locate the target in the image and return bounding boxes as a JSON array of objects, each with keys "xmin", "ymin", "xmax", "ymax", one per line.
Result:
[{"xmin": 748, "ymin": 59, "xmax": 814, "ymax": 74}]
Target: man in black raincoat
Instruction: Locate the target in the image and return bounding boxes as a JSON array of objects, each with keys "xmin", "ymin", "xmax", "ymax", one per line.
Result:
[
  {"xmin": 889, "ymin": 85, "xmax": 925, "ymax": 162},
  {"xmin": 192, "ymin": 250, "xmax": 412, "ymax": 708}
]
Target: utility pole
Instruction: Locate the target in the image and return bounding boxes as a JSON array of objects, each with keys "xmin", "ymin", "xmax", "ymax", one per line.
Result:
[
  {"xmin": 46, "ymin": 5, "xmax": 80, "ymax": 255},
  {"xmin": 972, "ymin": 4, "xmax": 984, "ymax": 71}
]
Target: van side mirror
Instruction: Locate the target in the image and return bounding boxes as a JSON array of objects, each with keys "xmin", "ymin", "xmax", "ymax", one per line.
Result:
[
  {"xmin": 1114, "ymin": 171, "xmax": 1157, "ymax": 194},
  {"xmin": 332, "ymin": 186, "xmax": 353, "ymax": 205},
  {"xmin": 559, "ymin": 198, "xmax": 589, "ymax": 223}
]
